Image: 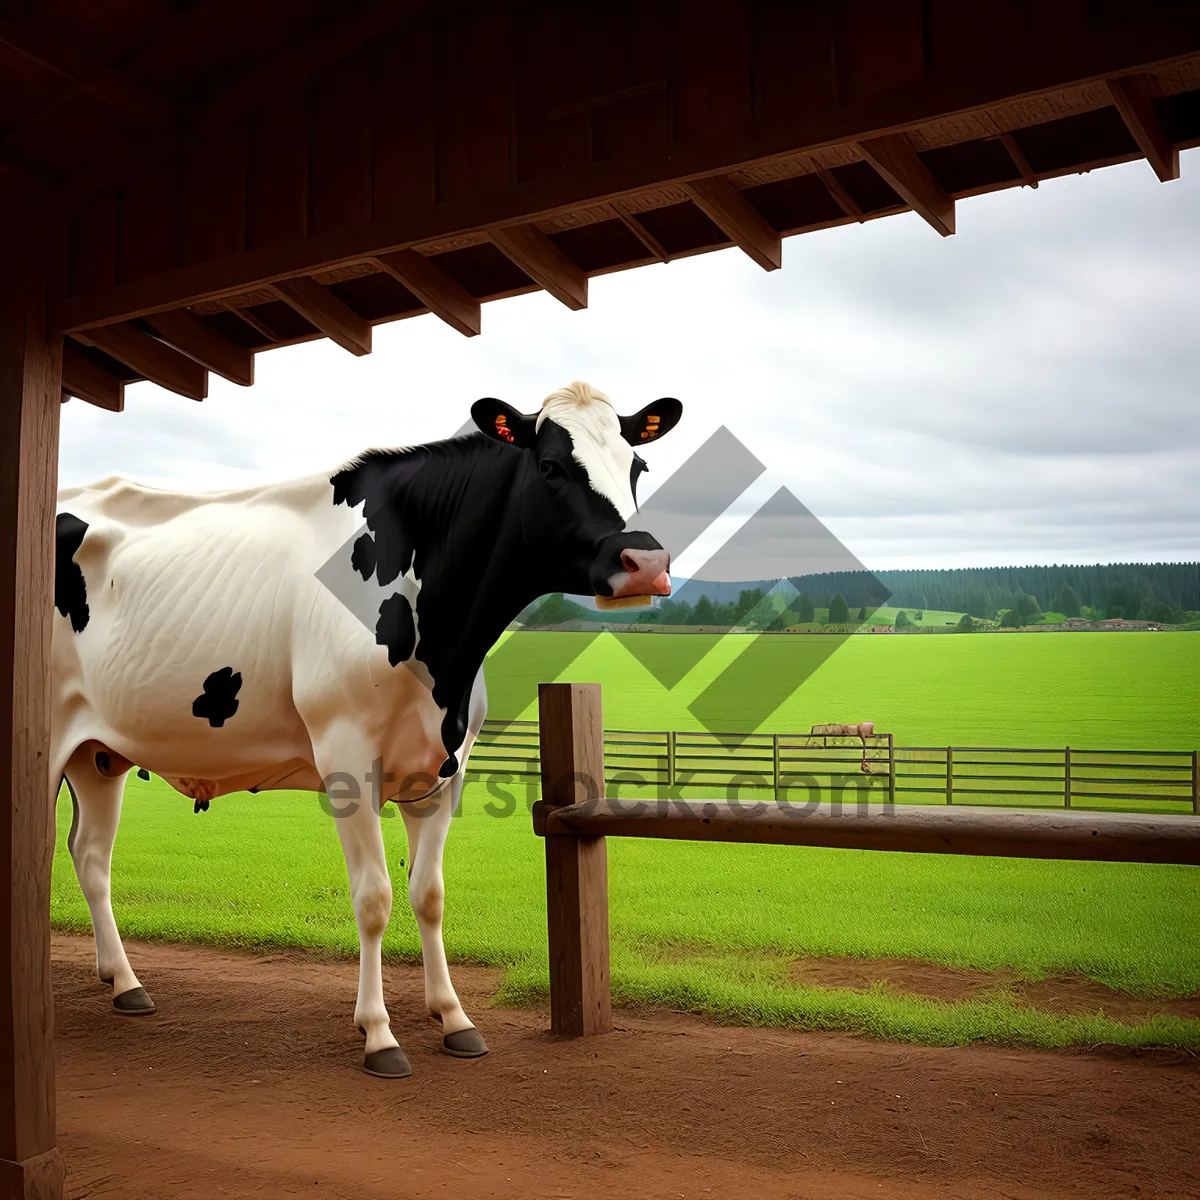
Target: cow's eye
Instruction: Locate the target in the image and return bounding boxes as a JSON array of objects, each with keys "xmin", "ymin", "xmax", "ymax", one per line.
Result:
[{"xmin": 540, "ymin": 459, "xmax": 564, "ymax": 481}]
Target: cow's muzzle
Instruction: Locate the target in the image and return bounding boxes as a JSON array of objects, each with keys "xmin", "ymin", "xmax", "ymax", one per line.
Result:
[{"xmin": 591, "ymin": 531, "xmax": 671, "ymax": 601}]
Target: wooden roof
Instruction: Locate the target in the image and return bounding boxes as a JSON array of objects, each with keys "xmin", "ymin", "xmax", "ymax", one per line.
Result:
[{"xmin": 2, "ymin": 1, "xmax": 1197, "ymax": 411}]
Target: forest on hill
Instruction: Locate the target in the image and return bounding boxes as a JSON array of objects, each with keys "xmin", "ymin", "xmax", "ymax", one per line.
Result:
[{"xmin": 514, "ymin": 562, "xmax": 1200, "ymax": 629}]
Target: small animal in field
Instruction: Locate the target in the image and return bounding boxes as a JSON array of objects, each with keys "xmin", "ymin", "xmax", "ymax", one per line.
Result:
[{"xmin": 808, "ymin": 721, "xmax": 877, "ymax": 771}]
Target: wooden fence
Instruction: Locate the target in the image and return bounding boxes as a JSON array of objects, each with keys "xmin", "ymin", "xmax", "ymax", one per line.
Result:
[
  {"xmin": 470, "ymin": 719, "xmax": 1200, "ymax": 813},
  {"xmin": 529, "ymin": 684, "xmax": 1200, "ymax": 1038}
]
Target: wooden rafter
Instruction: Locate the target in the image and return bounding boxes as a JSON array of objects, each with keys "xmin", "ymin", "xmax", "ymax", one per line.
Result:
[
  {"xmin": 147, "ymin": 309, "xmax": 254, "ymax": 386},
  {"xmin": 0, "ymin": 14, "xmax": 174, "ymax": 126},
  {"xmin": 996, "ymin": 133, "xmax": 1039, "ymax": 188},
  {"xmin": 853, "ymin": 133, "xmax": 955, "ymax": 237},
  {"xmin": 683, "ymin": 175, "xmax": 781, "ymax": 270},
  {"xmin": 270, "ymin": 277, "xmax": 372, "ymax": 356},
  {"xmin": 817, "ymin": 168, "xmax": 865, "ymax": 219},
  {"xmin": 372, "ymin": 250, "xmax": 481, "ymax": 337},
  {"xmin": 617, "ymin": 212, "xmax": 668, "ymax": 262},
  {"xmin": 1107, "ymin": 73, "xmax": 1179, "ymax": 183},
  {"xmin": 61, "ymin": 341, "xmax": 124, "ymax": 412},
  {"xmin": 76, "ymin": 322, "xmax": 207, "ymax": 400},
  {"xmin": 489, "ymin": 225, "xmax": 588, "ymax": 311}
]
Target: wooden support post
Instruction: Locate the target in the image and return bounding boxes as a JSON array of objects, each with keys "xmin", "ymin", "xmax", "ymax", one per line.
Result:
[
  {"xmin": 887, "ymin": 734, "xmax": 896, "ymax": 806},
  {"xmin": 946, "ymin": 747, "xmax": 954, "ymax": 805},
  {"xmin": 1064, "ymin": 747, "xmax": 1072, "ymax": 809},
  {"xmin": 772, "ymin": 734, "xmax": 781, "ymax": 802},
  {"xmin": 666, "ymin": 730, "xmax": 675, "ymax": 788},
  {"xmin": 0, "ymin": 260, "xmax": 66, "ymax": 1199},
  {"xmin": 1191, "ymin": 750, "xmax": 1198, "ymax": 816},
  {"xmin": 538, "ymin": 683, "xmax": 611, "ymax": 1039}
]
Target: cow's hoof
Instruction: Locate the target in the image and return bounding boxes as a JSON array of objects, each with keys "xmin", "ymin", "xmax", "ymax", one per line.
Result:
[
  {"xmin": 442, "ymin": 1028, "xmax": 488, "ymax": 1058},
  {"xmin": 363, "ymin": 1047, "xmax": 412, "ymax": 1079},
  {"xmin": 113, "ymin": 986, "xmax": 156, "ymax": 1015}
]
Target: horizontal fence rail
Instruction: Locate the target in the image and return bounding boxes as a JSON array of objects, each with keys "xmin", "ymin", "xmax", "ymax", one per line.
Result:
[{"xmin": 470, "ymin": 719, "xmax": 1200, "ymax": 813}]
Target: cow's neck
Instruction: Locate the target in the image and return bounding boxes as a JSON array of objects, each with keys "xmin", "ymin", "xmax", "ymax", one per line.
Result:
[{"xmin": 331, "ymin": 436, "xmax": 543, "ymax": 769}]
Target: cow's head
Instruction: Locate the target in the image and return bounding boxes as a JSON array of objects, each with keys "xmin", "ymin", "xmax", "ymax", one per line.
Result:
[{"xmin": 471, "ymin": 382, "xmax": 682, "ymax": 606}]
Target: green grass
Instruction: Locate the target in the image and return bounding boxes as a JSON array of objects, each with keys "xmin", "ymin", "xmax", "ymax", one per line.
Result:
[
  {"xmin": 854, "ymin": 606, "xmax": 968, "ymax": 628},
  {"xmin": 51, "ymin": 631, "xmax": 1200, "ymax": 1050}
]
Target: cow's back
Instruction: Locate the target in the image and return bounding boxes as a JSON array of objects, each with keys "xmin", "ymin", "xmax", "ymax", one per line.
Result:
[{"xmin": 53, "ymin": 472, "xmax": 366, "ymax": 778}]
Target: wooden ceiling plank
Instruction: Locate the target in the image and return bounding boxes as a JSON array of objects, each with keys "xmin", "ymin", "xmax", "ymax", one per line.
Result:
[
  {"xmin": 0, "ymin": 14, "xmax": 174, "ymax": 127},
  {"xmin": 488, "ymin": 225, "xmax": 588, "ymax": 311},
  {"xmin": 148, "ymin": 308, "xmax": 254, "ymax": 385},
  {"xmin": 76, "ymin": 322, "xmax": 207, "ymax": 400},
  {"xmin": 61, "ymin": 341, "xmax": 124, "ymax": 412},
  {"xmin": 853, "ymin": 133, "xmax": 956, "ymax": 236},
  {"xmin": 817, "ymin": 168, "xmax": 866, "ymax": 219},
  {"xmin": 269, "ymin": 276, "xmax": 372, "ymax": 355},
  {"xmin": 1106, "ymin": 73, "xmax": 1180, "ymax": 183},
  {"xmin": 372, "ymin": 249, "xmax": 481, "ymax": 337},
  {"xmin": 682, "ymin": 174, "xmax": 781, "ymax": 270},
  {"xmin": 996, "ymin": 133, "xmax": 1039, "ymax": 188},
  {"xmin": 195, "ymin": 0, "xmax": 426, "ymax": 137}
]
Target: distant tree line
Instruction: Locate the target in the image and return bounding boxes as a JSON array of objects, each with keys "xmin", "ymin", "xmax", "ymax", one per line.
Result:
[{"xmin": 791, "ymin": 563, "xmax": 1200, "ymax": 624}]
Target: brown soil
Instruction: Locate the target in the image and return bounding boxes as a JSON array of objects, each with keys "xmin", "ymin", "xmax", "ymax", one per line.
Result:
[
  {"xmin": 791, "ymin": 955, "xmax": 1200, "ymax": 1022},
  {"xmin": 54, "ymin": 934, "xmax": 1200, "ymax": 1200}
]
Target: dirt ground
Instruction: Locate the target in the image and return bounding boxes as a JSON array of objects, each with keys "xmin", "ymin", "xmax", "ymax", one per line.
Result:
[{"xmin": 53, "ymin": 934, "xmax": 1200, "ymax": 1200}]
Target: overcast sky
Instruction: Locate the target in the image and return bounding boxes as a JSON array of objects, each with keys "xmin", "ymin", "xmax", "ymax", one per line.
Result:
[{"xmin": 60, "ymin": 150, "xmax": 1199, "ymax": 572}]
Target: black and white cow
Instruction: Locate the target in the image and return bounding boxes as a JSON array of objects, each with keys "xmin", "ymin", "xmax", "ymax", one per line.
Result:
[{"xmin": 52, "ymin": 382, "xmax": 680, "ymax": 1078}]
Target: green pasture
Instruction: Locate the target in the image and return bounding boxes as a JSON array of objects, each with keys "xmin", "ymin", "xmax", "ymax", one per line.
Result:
[{"xmin": 51, "ymin": 631, "xmax": 1200, "ymax": 1050}]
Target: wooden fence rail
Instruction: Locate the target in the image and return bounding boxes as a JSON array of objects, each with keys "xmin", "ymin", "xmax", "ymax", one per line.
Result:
[
  {"xmin": 531, "ymin": 684, "xmax": 1200, "ymax": 1038},
  {"xmin": 471, "ymin": 718, "xmax": 1200, "ymax": 813}
]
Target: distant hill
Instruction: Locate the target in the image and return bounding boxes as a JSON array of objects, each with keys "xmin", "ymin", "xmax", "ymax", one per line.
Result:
[{"xmin": 514, "ymin": 562, "xmax": 1200, "ymax": 629}]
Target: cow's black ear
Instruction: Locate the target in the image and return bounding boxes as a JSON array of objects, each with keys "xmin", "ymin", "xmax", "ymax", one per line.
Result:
[
  {"xmin": 619, "ymin": 397, "xmax": 682, "ymax": 446},
  {"xmin": 471, "ymin": 398, "xmax": 538, "ymax": 448}
]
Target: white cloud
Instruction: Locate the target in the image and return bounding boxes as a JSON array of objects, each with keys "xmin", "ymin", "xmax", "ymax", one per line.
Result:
[{"xmin": 60, "ymin": 150, "xmax": 1200, "ymax": 569}]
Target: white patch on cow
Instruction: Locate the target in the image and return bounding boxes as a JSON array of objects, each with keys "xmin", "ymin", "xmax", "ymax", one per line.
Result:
[{"xmin": 536, "ymin": 382, "xmax": 636, "ymax": 520}]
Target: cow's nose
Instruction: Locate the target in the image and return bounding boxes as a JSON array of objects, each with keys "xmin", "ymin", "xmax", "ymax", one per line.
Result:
[{"xmin": 612, "ymin": 547, "xmax": 672, "ymax": 597}]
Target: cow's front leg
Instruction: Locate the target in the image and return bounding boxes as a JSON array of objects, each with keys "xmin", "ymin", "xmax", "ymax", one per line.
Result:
[
  {"xmin": 400, "ymin": 774, "xmax": 487, "ymax": 1058},
  {"xmin": 316, "ymin": 728, "xmax": 410, "ymax": 1078}
]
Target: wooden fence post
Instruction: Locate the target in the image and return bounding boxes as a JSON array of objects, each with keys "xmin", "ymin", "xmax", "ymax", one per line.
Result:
[
  {"xmin": 538, "ymin": 683, "xmax": 611, "ymax": 1038},
  {"xmin": 1064, "ymin": 746, "xmax": 1072, "ymax": 809},
  {"xmin": 666, "ymin": 730, "xmax": 676, "ymax": 787},
  {"xmin": 887, "ymin": 734, "xmax": 896, "ymax": 805},
  {"xmin": 946, "ymin": 747, "xmax": 954, "ymax": 805},
  {"xmin": 772, "ymin": 733, "xmax": 781, "ymax": 801},
  {"xmin": 1192, "ymin": 750, "xmax": 1198, "ymax": 815}
]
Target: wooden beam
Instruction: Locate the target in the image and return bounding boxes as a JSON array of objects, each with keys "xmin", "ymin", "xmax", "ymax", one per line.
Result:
[
  {"xmin": 853, "ymin": 133, "xmax": 955, "ymax": 236},
  {"xmin": 682, "ymin": 175, "xmax": 781, "ymax": 270},
  {"xmin": 372, "ymin": 250, "xmax": 481, "ymax": 337},
  {"xmin": 0, "ymin": 15, "xmax": 174, "ymax": 127},
  {"xmin": 269, "ymin": 277, "xmax": 372, "ymax": 356},
  {"xmin": 61, "ymin": 341, "xmax": 124, "ymax": 412},
  {"xmin": 1107, "ymin": 73, "xmax": 1179, "ymax": 183},
  {"xmin": 536, "ymin": 799, "xmax": 1200, "ymax": 866},
  {"xmin": 617, "ymin": 212, "xmax": 668, "ymax": 262},
  {"xmin": 538, "ymin": 683, "xmax": 611, "ymax": 1039},
  {"xmin": 817, "ymin": 168, "xmax": 865, "ymax": 219},
  {"xmin": 0, "ymin": 262, "xmax": 67, "ymax": 1199},
  {"xmin": 147, "ymin": 308, "xmax": 254, "ymax": 386},
  {"xmin": 489, "ymin": 225, "xmax": 588, "ymax": 311},
  {"xmin": 996, "ymin": 133, "xmax": 1039, "ymax": 188},
  {"xmin": 77, "ymin": 323, "xmax": 207, "ymax": 400}
]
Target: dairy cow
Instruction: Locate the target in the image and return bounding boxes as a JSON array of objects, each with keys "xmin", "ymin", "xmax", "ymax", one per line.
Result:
[{"xmin": 52, "ymin": 382, "xmax": 681, "ymax": 1077}]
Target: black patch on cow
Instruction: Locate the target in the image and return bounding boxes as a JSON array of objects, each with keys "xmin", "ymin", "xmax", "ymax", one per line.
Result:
[
  {"xmin": 376, "ymin": 593, "xmax": 416, "ymax": 667},
  {"xmin": 194, "ymin": 798, "xmax": 209, "ymax": 813},
  {"xmin": 192, "ymin": 667, "xmax": 242, "ymax": 728},
  {"xmin": 137, "ymin": 768, "xmax": 150, "ymax": 781},
  {"xmin": 95, "ymin": 750, "xmax": 110, "ymax": 773},
  {"xmin": 351, "ymin": 532, "xmax": 378, "ymax": 581},
  {"xmin": 55, "ymin": 512, "xmax": 90, "ymax": 632},
  {"xmin": 439, "ymin": 754, "xmax": 458, "ymax": 778}
]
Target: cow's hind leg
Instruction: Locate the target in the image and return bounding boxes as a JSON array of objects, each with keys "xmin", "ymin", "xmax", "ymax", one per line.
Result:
[
  {"xmin": 63, "ymin": 748, "xmax": 154, "ymax": 1014},
  {"xmin": 314, "ymin": 724, "xmax": 410, "ymax": 1078},
  {"xmin": 400, "ymin": 774, "xmax": 487, "ymax": 1058}
]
